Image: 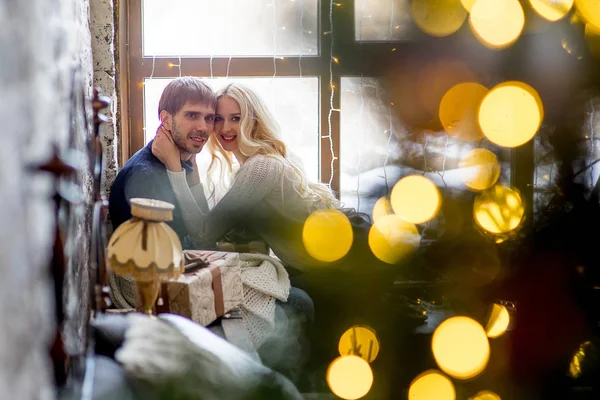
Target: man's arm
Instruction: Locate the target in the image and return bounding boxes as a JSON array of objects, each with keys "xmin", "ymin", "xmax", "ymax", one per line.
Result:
[{"xmin": 124, "ymin": 170, "xmax": 172, "ymax": 204}]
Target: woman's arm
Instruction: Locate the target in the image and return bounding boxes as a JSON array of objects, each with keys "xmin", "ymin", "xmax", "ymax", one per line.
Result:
[{"xmin": 168, "ymin": 155, "xmax": 282, "ymax": 243}]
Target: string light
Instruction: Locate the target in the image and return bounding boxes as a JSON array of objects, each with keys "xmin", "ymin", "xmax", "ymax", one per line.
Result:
[
  {"xmin": 141, "ymin": 55, "xmax": 157, "ymax": 135},
  {"xmin": 588, "ymin": 100, "xmax": 596, "ymax": 187},
  {"xmin": 382, "ymin": 0, "xmax": 397, "ymax": 192},
  {"xmin": 299, "ymin": 0, "xmax": 305, "ymax": 80},
  {"xmin": 226, "ymin": 0, "xmax": 233, "ymax": 78},
  {"xmin": 389, "ymin": 0, "xmax": 395, "ymax": 40},
  {"xmin": 326, "ymin": 0, "xmax": 340, "ymax": 188},
  {"xmin": 272, "ymin": 0, "xmax": 278, "ymax": 81},
  {"xmin": 354, "ymin": 0, "xmax": 367, "ymax": 211},
  {"xmin": 297, "ymin": 0, "xmax": 310, "ymax": 179}
]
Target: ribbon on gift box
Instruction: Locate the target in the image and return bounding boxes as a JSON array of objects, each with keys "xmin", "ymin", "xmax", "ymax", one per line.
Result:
[{"xmin": 156, "ymin": 260, "xmax": 224, "ymax": 318}]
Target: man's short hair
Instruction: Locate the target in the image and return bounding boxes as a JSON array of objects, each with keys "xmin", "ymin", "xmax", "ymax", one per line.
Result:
[{"xmin": 158, "ymin": 76, "xmax": 217, "ymax": 118}]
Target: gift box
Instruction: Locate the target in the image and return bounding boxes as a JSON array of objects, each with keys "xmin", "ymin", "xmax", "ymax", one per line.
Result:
[{"xmin": 157, "ymin": 250, "xmax": 244, "ymax": 326}]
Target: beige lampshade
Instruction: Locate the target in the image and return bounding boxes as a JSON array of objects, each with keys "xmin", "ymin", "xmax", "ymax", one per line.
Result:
[{"xmin": 108, "ymin": 198, "xmax": 183, "ymax": 282}]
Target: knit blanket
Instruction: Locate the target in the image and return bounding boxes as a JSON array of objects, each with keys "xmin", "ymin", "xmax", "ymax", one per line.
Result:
[
  {"xmin": 108, "ymin": 251, "xmax": 291, "ymax": 349},
  {"xmin": 238, "ymin": 252, "xmax": 291, "ymax": 348}
]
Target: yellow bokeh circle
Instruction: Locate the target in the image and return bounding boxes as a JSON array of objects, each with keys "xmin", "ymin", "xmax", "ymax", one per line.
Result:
[
  {"xmin": 338, "ymin": 325, "xmax": 380, "ymax": 363},
  {"xmin": 485, "ymin": 304, "xmax": 510, "ymax": 338},
  {"xmin": 326, "ymin": 355, "xmax": 374, "ymax": 400},
  {"xmin": 478, "ymin": 81, "xmax": 543, "ymax": 148},
  {"xmin": 530, "ymin": 0, "xmax": 573, "ymax": 22},
  {"xmin": 439, "ymin": 82, "xmax": 488, "ymax": 142},
  {"xmin": 391, "ymin": 175, "xmax": 441, "ymax": 224},
  {"xmin": 408, "ymin": 370, "xmax": 456, "ymax": 400},
  {"xmin": 368, "ymin": 214, "xmax": 420, "ymax": 264},
  {"xmin": 460, "ymin": 0, "xmax": 476, "ymax": 12},
  {"xmin": 372, "ymin": 196, "xmax": 394, "ymax": 224},
  {"xmin": 576, "ymin": 0, "xmax": 600, "ymax": 29},
  {"xmin": 432, "ymin": 316, "xmax": 490, "ymax": 380},
  {"xmin": 470, "ymin": 390, "xmax": 502, "ymax": 400},
  {"xmin": 458, "ymin": 148, "xmax": 501, "ymax": 191},
  {"xmin": 474, "ymin": 185, "xmax": 525, "ymax": 234},
  {"xmin": 469, "ymin": 0, "xmax": 525, "ymax": 49},
  {"xmin": 303, "ymin": 209, "xmax": 353, "ymax": 262},
  {"xmin": 411, "ymin": 0, "xmax": 468, "ymax": 37}
]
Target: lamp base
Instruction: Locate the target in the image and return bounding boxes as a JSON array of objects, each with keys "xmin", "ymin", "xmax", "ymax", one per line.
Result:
[{"xmin": 136, "ymin": 280, "xmax": 160, "ymax": 316}]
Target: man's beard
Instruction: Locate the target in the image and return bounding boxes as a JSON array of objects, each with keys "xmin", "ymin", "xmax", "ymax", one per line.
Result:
[{"xmin": 171, "ymin": 120, "xmax": 206, "ymax": 155}]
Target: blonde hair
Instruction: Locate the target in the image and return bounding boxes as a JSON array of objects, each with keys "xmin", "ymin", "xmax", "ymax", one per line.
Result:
[{"xmin": 205, "ymin": 83, "xmax": 339, "ymax": 208}]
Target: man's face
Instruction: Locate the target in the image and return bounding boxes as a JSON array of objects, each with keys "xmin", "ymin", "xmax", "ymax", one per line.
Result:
[{"xmin": 164, "ymin": 101, "xmax": 215, "ymax": 156}]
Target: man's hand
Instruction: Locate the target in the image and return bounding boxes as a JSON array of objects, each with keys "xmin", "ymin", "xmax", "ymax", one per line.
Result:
[
  {"xmin": 152, "ymin": 125, "xmax": 182, "ymax": 172},
  {"xmin": 187, "ymin": 154, "xmax": 201, "ymax": 187}
]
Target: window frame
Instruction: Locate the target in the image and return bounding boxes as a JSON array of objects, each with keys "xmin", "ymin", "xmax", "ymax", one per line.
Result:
[
  {"xmin": 125, "ymin": 0, "xmax": 355, "ymax": 195},
  {"xmin": 122, "ymin": 0, "xmax": 533, "ymax": 211}
]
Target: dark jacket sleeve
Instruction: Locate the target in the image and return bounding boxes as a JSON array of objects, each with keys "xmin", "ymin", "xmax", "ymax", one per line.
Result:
[{"xmin": 124, "ymin": 169, "xmax": 172, "ymax": 204}]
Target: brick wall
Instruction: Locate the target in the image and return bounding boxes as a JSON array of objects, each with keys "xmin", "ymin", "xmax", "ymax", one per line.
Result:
[{"xmin": 0, "ymin": 0, "xmax": 93, "ymax": 398}]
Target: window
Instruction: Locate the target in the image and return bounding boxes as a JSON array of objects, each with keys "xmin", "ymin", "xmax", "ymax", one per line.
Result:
[
  {"xmin": 143, "ymin": 77, "xmax": 320, "ymax": 181},
  {"xmin": 125, "ymin": 0, "xmax": 335, "ymax": 187},
  {"xmin": 124, "ymin": 0, "xmax": 522, "ymax": 218}
]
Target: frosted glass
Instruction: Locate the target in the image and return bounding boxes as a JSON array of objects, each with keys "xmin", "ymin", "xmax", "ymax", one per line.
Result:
[{"xmin": 143, "ymin": 0, "xmax": 318, "ymax": 56}]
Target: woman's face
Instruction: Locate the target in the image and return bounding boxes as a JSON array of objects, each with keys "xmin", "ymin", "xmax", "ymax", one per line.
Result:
[{"xmin": 214, "ymin": 95, "xmax": 242, "ymax": 152}]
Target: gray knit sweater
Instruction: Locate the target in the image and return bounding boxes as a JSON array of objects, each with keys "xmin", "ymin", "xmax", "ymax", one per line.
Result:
[{"xmin": 167, "ymin": 154, "xmax": 328, "ymax": 269}]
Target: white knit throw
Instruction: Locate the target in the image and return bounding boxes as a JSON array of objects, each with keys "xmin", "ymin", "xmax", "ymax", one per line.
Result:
[
  {"xmin": 238, "ymin": 253, "xmax": 290, "ymax": 348},
  {"xmin": 108, "ymin": 252, "xmax": 290, "ymax": 350}
]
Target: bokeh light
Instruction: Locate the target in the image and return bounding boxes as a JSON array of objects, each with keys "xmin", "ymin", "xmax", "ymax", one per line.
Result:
[
  {"xmin": 338, "ymin": 325, "xmax": 380, "ymax": 363},
  {"xmin": 439, "ymin": 82, "xmax": 488, "ymax": 141},
  {"xmin": 460, "ymin": 0, "xmax": 476, "ymax": 12},
  {"xmin": 372, "ymin": 196, "xmax": 394, "ymax": 224},
  {"xmin": 585, "ymin": 22, "xmax": 600, "ymax": 59},
  {"xmin": 569, "ymin": 341, "xmax": 592, "ymax": 378},
  {"xmin": 432, "ymin": 316, "xmax": 490, "ymax": 379},
  {"xmin": 576, "ymin": 0, "xmax": 600, "ymax": 29},
  {"xmin": 530, "ymin": 0, "xmax": 573, "ymax": 21},
  {"xmin": 561, "ymin": 37, "xmax": 585, "ymax": 59},
  {"xmin": 303, "ymin": 209, "xmax": 353, "ymax": 262},
  {"xmin": 411, "ymin": 0, "xmax": 468, "ymax": 37},
  {"xmin": 474, "ymin": 185, "xmax": 525, "ymax": 234},
  {"xmin": 469, "ymin": 0, "xmax": 525, "ymax": 49},
  {"xmin": 478, "ymin": 81, "xmax": 543, "ymax": 148},
  {"xmin": 470, "ymin": 390, "xmax": 502, "ymax": 400},
  {"xmin": 368, "ymin": 214, "xmax": 420, "ymax": 264},
  {"xmin": 485, "ymin": 304, "xmax": 510, "ymax": 338},
  {"xmin": 458, "ymin": 148, "xmax": 501, "ymax": 191},
  {"xmin": 391, "ymin": 175, "xmax": 441, "ymax": 224},
  {"xmin": 326, "ymin": 356, "xmax": 373, "ymax": 400},
  {"xmin": 408, "ymin": 370, "xmax": 456, "ymax": 400}
]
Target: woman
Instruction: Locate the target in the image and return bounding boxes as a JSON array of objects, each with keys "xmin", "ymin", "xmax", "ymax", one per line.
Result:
[
  {"xmin": 154, "ymin": 83, "xmax": 396, "ymax": 371},
  {"xmin": 155, "ymin": 83, "xmax": 350, "ymax": 269}
]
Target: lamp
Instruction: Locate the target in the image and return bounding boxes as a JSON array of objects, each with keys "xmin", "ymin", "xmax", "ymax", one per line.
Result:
[{"xmin": 107, "ymin": 198, "xmax": 183, "ymax": 315}]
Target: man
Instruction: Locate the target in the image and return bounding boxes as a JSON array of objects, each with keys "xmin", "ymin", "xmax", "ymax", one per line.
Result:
[{"xmin": 109, "ymin": 77, "xmax": 216, "ymax": 242}]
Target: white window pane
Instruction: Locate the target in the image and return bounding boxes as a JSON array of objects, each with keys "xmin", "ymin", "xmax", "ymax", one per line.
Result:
[
  {"xmin": 340, "ymin": 77, "xmax": 404, "ymax": 214},
  {"xmin": 143, "ymin": 77, "xmax": 320, "ymax": 182},
  {"xmin": 142, "ymin": 0, "xmax": 318, "ymax": 57},
  {"xmin": 355, "ymin": 0, "xmax": 412, "ymax": 41},
  {"xmin": 340, "ymin": 77, "xmax": 509, "ymax": 218}
]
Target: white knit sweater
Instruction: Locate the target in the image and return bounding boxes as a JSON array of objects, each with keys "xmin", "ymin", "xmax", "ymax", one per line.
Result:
[{"xmin": 167, "ymin": 154, "xmax": 328, "ymax": 269}]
